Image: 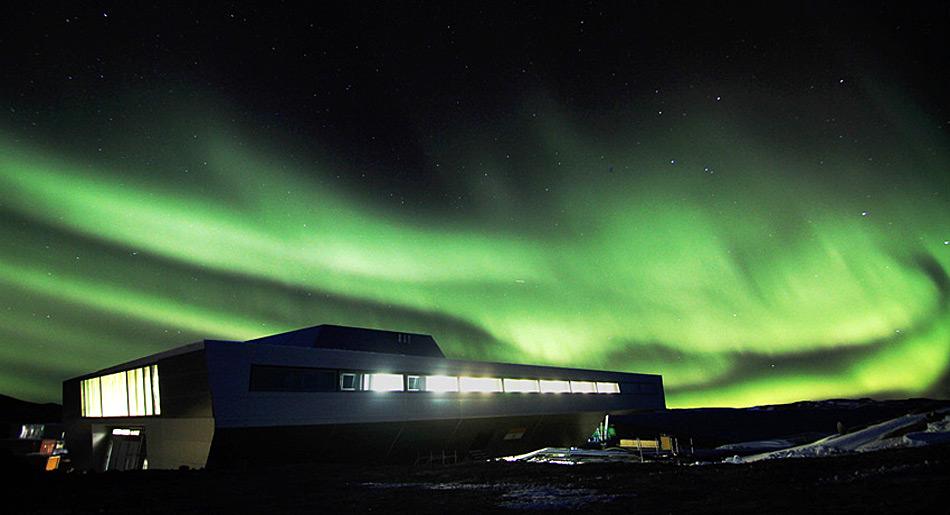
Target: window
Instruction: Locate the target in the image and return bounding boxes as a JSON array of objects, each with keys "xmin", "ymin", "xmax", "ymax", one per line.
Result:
[
  {"xmin": 459, "ymin": 376, "xmax": 503, "ymax": 393},
  {"xmin": 570, "ymin": 380, "xmax": 596, "ymax": 393},
  {"xmin": 249, "ymin": 366, "xmax": 337, "ymax": 392},
  {"xmin": 18, "ymin": 424, "xmax": 45, "ymax": 440},
  {"xmin": 406, "ymin": 375, "xmax": 424, "ymax": 391},
  {"xmin": 340, "ymin": 372, "xmax": 360, "ymax": 391},
  {"xmin": 364, "ymin": 373, "xmax": 404, "ymax": 392},
  {"xmin": 424, "ymin": 375, "xmax": 459, "ymax": 392},
  {"xmin": 100, "ymin": 371, "xmax": 128, "ymax": 417},
  {"xmin": 539, "ymin": 379, "xmax": 571, "ymax": 393},
  {"xmin": 503, "ymin": 378, "xmax": 540, "ymax": 393},
  {"xmin": 339, "ymin": 372, "xmax": 405, "ymax": 392},
  {"xmin": 280, "ymin": 369, "xmax": 628, "ymax": 396},
  {"xmin": 80, "ymin": 365, "xmax": 160, "ymax": 418},
  {"xmin": 81, "ymin": 377, "xmax": 102, "ymax": 417},
  {"xmin": 595, "ymin": 382, "xmax": 620, "ymax": 394}
]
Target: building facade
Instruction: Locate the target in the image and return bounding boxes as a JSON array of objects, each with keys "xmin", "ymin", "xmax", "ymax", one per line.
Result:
[{"xmin": 63, "ymin": 325, "xmax": 665, "ymax": 470}]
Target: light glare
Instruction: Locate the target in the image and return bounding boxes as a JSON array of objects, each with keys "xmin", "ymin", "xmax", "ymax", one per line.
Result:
[
  {"xmin": 596, "ymin": 382, "xmax": 620, "ymax": 394},
  {"xmin": 425, "ymin": 375, "xmax": 460, "ymax": 392},
  {"xmin": 570, "ymin": 380, "xmax": 596, "ymax": 393},
  {"xmin": 366, "ymin": 373, "xmax": 404, "ymax": 392},
  {"xmin": 539, "ymin": 379, "xmax": 571, "ymax": 393},
  {"xmin": 503, "ymin": 378, "xmax": 540, "ymax": 393},
  {"xmin": 459, "ymin": 376, "xmax": 503, "ymax": 393}
]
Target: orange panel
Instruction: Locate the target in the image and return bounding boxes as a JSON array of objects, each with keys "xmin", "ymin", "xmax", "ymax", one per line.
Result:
[{"xmin": 45, "ymin": 455, "xmax": 61, "ymax": 471}]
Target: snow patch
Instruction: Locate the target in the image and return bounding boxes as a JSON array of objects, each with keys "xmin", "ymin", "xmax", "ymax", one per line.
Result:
[{"xmin": 728, "ymin": 408, "xmax": 950, "ymax": 463}]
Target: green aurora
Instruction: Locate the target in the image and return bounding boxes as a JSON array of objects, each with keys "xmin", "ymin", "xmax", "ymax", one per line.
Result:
[{"xmin": 1, "ymin": 86, "xmax": 948, "ymax": 408}]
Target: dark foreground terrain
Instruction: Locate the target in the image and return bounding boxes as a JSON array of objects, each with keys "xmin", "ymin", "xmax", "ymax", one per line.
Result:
[{"xmin": 8, "ymin": 443, "xmax": 949, "ymax": 514}]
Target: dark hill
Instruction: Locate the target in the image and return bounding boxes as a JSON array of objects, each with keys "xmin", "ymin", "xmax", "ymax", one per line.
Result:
[
  {"xmin": 612, "ymin": 397, "xmax": 950, "ymax": 448},
  {"xmin": 0, "ymin": 394, "xmax": 62, "ymax": 424}
]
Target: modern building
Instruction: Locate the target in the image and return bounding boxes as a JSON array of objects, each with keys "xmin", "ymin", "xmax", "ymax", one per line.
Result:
[{"xmin": 62, "ymin": 324, "xmax": 665, "ymax": 470}]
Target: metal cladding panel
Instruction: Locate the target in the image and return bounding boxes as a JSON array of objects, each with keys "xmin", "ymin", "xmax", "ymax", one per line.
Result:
[
  {"xmin": 63, "ymin": 342, "xmax": 207, "ymax": 383},
  {"xmin": 207, "ymin": 411, "xmax": 609, "ymax": 467},
  {"xmin": 245, "ymin": 324, "xmax": 445, "ymax": 358},
  {"xmin": 157, "ymin": 349, "xmax": 214, "ymax": 419},
  {"xmin": 242, "ymin": 343, "xmax": 661, "ymax": 383},
  {"xmin": 206, "ymin": 341, "xmax": 664, "ymax": 429},
  {"xmin": 62, "ymin": 378, "xmax": 81, "ymax": 421},
  {"xmin": 203, "ymin": 340, "xmax": 252, "ymax": 422}
]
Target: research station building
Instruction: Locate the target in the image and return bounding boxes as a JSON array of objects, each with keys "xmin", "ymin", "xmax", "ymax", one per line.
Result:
[{"xmin": 62, "ymin": 324, "xmax": 665, "ymax": 470}]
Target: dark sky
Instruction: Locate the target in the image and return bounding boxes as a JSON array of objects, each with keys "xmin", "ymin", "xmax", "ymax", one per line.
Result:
[
  {"xmin": 5, "ymin": 3, "xmax": 948, "ymax": 200},
  {"xmin": 1, "ymin": 2, "xmax": 948, "ymax": 406}
]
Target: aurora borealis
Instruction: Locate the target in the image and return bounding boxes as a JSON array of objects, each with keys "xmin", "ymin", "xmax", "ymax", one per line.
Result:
[{"xmin": 1, "ymin": 3, "xmax": 948, "ymax": 407}]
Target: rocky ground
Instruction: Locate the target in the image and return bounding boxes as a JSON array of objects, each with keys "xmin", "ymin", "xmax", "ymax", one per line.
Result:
[{"xmin": 8, "ymin": 443, "xmax": 949, "ymax": 514}]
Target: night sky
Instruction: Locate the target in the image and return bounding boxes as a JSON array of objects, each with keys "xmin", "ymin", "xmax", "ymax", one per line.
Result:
[{"xmin": 1, "ymin": 2, "xmax": 948, "ymax": 407}]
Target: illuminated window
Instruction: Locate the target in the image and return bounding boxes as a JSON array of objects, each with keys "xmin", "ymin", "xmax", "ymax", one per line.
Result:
[
  {"xmin": 150, "ymin": 364, "xmax": 161, "ymax": 415},
  {"xmin": 364, "ymin": 373, "xmax": 404, "ymax": 392},
  {"xmin": 503, "ymin": 378, "xmax": 540, "ymax": 393},
  {"xmin": 143, "ymin": 365, "xmax": 153, "ymax": 415},
  {"xmin": 595, "ymin": 382, "xmax": 620, "ymax": 394},
  {"xmin": 570, "ymin": 380, "xmax": 596, "ymax": 393},
  {"xmin": 128, "ymin": 368, "xmax": 144, "ymax": 416},
  {"xmin": 19, "ymin": 424, "xmax": 45, "ymax": 440},
  {"xmin": 424, "ymin": 375, "xmax": 459, "ymax": 392},
  {"xmin": 81, "ymin": 377, "xmax": 102, "ymax": 418},
  {"xmin": 459, "ymin": 376, "xmax": 503, "ymax": 393},
  {"xmin": 80, "ymin": 365, "xmax": 160, "ymax": 418},
  {"xmin": 539, "ymin": 379, "xmax": 571, "ymax": 393},
  {"xmin": 39, "ymin": 439, "xmax": 56, "ymax": 455},
  {"xmin": 101, "ymin": 371, "xmax": 129, "ymax": 417}
]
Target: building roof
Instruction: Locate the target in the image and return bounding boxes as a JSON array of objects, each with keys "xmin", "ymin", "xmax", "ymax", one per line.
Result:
[{"xmin": 245, "ymin": 324, "xmax": 446, "ymax": 358}]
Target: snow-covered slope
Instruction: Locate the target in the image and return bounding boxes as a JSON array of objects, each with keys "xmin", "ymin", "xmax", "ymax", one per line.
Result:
[{"xmin": 727, "ymin": 407, "xmax": 950, "ymax": 463}]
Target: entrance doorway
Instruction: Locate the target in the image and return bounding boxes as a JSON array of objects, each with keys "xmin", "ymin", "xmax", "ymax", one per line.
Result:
[{"xmin": 105, "ymin": 428, "xmax": 145, "ymax": 471}]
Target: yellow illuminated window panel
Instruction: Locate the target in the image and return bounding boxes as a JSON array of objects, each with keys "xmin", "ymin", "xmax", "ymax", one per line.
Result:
[
  {"xmin": 151, "ymin": 364, "xmax": 161, "ymax": 415},
  {"xmin": 80, "ymin": 365, "xmax": 160, "ymax": 418}
]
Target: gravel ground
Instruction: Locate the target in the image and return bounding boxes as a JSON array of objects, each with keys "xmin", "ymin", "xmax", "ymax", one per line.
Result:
[{"xmin": 9, "ymin": 444, "xmax": 949, "ymax": 514}]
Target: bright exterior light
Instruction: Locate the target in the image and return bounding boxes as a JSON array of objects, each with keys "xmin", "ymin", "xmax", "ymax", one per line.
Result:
[
  {"xmin": 503, "ymin": 378, "xmax": 540, "ymax": 393},
  {"xmin": 365, "ymin": 373, "xmax": 404, "ymax": 392},
  {"xmin": 459, "ymin": 376, "xmax": 503, "ymax": 393},
  {"xmin": 539, "ymin": 379, "xmax": 571, "ymax": 393},
  {"xmin": 424, "ymin": 375, "xmax": 459, "ymax": 392},
  {"xmin": 570, "ymin": 380, "xmax": 596, "ymax": 393},
  {"xmin": 596, "ymin": 382, "xmax": 620, "ymax": 394}
]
